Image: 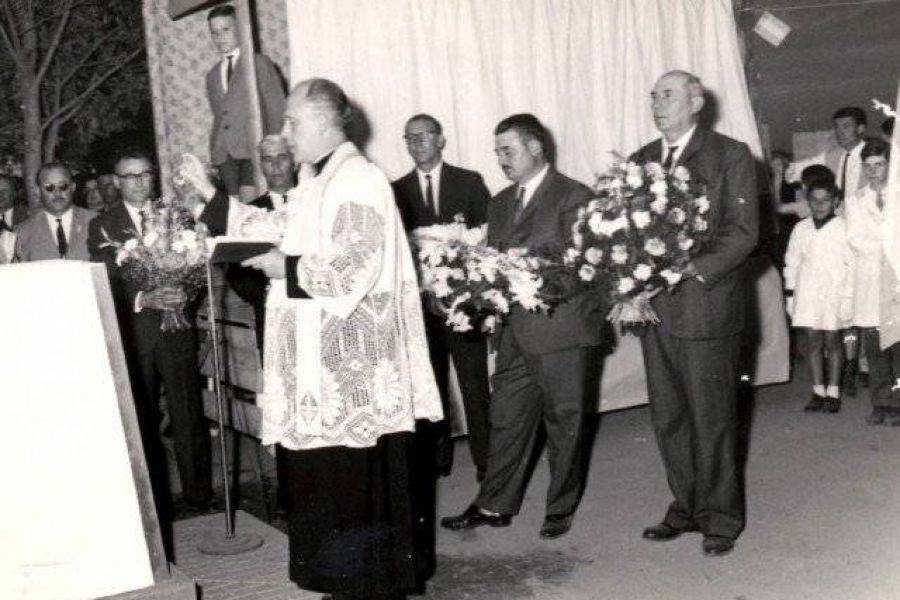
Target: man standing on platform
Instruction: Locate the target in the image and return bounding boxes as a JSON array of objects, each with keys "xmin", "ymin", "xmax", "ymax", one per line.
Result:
[
  {"xmin": 441, "ymin": 114, "xmax": 603, "ymax": 540},
  {"xmin": 87, "ymin": 150, "xmax": 212, "ymax": 527},
  {"xmin": 14, "ymin": 164, "xmax": 94, "ymax": 262},
  {"xmin": 183, "ymin": 78, "xmax": 444, "ymax": 600},
  {"xmin": 206, "ymin": 4, "xmax": 285, "ymax": 202},
  {"xmin": 393, "ymin": 113, "xmax": 492, "ymax": 480},
  {"xmin": 631, "ymin": 70, "xmax": 757, "ymax": 557}
]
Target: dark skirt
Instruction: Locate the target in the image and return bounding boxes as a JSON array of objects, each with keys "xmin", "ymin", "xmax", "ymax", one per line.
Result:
[{"xmin": 279, "ymin": 429, "xmax": 437, "ymax": 600}]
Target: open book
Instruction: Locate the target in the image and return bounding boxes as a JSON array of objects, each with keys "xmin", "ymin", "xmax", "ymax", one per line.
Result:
[{"xmin": 206, "ymin": 237, "xmax": 276, "ymax": 265}]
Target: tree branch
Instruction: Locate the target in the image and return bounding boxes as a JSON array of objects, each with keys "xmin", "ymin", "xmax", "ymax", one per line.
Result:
[
  {"xmin": 41, "ymin": 46, "xmax": 142, "ymax": 130},
  {"xmin": 0, "ymin": 3, "xmax": 24, "ymax": 67},
  {"xmin": 34, "ymin": 0, "xmax": 75, "ymax": 88},
  {"xmin": 59, "ymin": 27, "xmax": 119, "ymax": 89}
]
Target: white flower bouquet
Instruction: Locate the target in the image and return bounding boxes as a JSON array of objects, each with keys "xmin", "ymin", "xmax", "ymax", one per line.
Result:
[
  {"xmin": 413, "ymin": 218, "xmax": 557, "ymax": 333},
  {"xmin": 566, "ymin": 161, "xmax": 710, "ymax": 330},
  {"xmin": 102, "ymin": 199, "xmax": 208, "ymax": 331}
]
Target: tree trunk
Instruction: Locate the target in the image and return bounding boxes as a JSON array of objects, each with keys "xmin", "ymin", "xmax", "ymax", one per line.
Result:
[{"xmin": 44, "ymin": 119, "xmax": 60, "ymax": 163}]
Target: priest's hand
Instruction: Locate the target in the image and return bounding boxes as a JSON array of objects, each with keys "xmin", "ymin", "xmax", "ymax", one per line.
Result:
[
  {"xmin": 173, "ymin": 153, "xmax": 217, "ymax": 210},
  {"xmin": 242, "ymin": 249, "xmax": 286, "ymax": 279}
]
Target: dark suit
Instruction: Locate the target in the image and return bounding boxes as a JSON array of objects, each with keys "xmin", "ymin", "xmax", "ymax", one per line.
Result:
[
  {"xmin": 475, "ymin": 168, "xmax": 603, "ymax": 518},
  {"xmin": 88, "ymin": 202, "xmax": 212, "ymax": 513},
  {"xmin": 392, "ymin": 163, "xmax": 493, "ymax": 474},
  {"xmin": 222, "ymin": 192, "xmax": 280, "ymax": 355},
  {"xmin": 630, "ymin": 127, "xmax": 758, "ymax": 540}
]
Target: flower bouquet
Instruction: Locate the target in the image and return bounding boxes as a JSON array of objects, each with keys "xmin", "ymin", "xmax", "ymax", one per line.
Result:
[
  {"xmin": 565, "ymin": 161, "xmax": 709, "ymax": 331},
  {"xmin": 413, "ymin": 218, "xmax": 561, "ymax": 333},
  {"xmin": 103, "ymin": 199, "xmax": 208, "ymax": 331}
]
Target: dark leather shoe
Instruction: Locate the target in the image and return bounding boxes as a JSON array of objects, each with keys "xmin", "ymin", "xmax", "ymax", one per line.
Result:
[
  {"xmin": 823, "ymin": 397, "xmax": 841, "ymax": 413},
  {"xmin": 702, "ymin": 535, "xmax": 735, "ymax": 556},
  {"xmin": 440, "ymin": 505, "xmax": 511, "ymax": 530},
  {"xmin": 866, "ymin": 408, "xmax": 886, "ymax": 426},
  {"xmin": 642, "ymin": 522, "xmax": 698, "ymax": 541},
  {"xmin": 804, "ymin": 394, "xmax": 825, "ymax": 412},
  {"xmin": 539, "ymin": 514, "xmax": 573, "ymax": 539}
]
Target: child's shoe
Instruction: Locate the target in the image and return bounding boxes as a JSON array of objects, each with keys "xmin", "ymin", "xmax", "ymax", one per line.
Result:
[
  {"xmin": 866, "ymin": 407, "xmax": 886, "ymax": 426},
  {"xmin": 823, "ymin": 397, "xmax": 841, "ymax": 413},
  {"xmin": 804, "ymin": 394, "xmax": 825, "ymax": 412}
]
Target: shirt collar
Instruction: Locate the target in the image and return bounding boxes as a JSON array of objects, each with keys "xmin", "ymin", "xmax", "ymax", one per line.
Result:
[
  {"xmin": 223, "ymin": 47, "xmax": 240, "ymax": 62},
  {"xmin": 662, "ymin": 125, "xmax": 697, "ymax": 162},
  {"xmin": 519, "ymin": 163, "xmax": 550, "ymax": 206},
  {"xmin": 416, "ymin": 160, "xmax": 443, "ymax": 180},
  {"xmin": 44, "ymin": 207, "xmax": 73, "ymax": 228},
  {"xmin": 312, "ymin": 150, "xmax": 334, "ymax": 176}
]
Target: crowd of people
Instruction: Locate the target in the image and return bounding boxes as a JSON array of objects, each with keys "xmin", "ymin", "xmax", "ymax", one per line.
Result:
[{"xmin": 1, "ymin": 5, "xmax": 895, "ymax": 600}]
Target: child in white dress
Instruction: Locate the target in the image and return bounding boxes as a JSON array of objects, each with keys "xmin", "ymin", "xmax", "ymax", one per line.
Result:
[{"xmin": 784, "ymin": 181, "xmax": 854, "ymax": 412}]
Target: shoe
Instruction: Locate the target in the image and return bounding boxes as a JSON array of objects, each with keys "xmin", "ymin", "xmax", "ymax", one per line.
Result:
[
  {"xmin": 841, "ymin": 361, "xmax": 858, "ymax": 398},
  {"xmin": 866, "ymin": 408, "xmax": 886, "ymax": 426},
  {"xmin": 642, "ymin": 522, "xmax": 699, "ymax": 541},
  {"xmin": 887, "ymin": 410, "xmax": 900, "ymax": 427},
  {"xmin": 440, "ymin": 505, "xmax": 511, "ymax": 530},
  {"xmin": 702, "ymin": 536, "xmax": 735, "ymax": 556},
  {"xmin": 859, "ymin": 372, "xmax": 870, "ymax": 388},
  {"xmin": 539, "ymin": 514, "xmax": 573, "ymax": 539},
  {"xmin": 804, "ymin": 394, "xmax": 825, "ymax": 412},
  {"xmin": 823, "ymin": 397, "xmax": 841, "ymax": 413}
]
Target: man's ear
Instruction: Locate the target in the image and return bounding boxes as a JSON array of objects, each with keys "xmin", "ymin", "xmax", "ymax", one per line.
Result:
[
  {"xmin": 526, "ymin": 138, "xmax": 543, "ymax": 157},
  {"xmin": 690, "ymin": 94, "xmax": 705, "ymax": 116},
  {"xmin": 436, "ymin": 134, "xmax": 447, "ymax": 151}
]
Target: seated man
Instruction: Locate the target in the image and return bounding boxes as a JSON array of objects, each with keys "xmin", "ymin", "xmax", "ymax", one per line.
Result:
[
  {"xmin": 15, "ymin": 163, "xmax": 95, "ymax": 262},
  {"xmin": 0, "ymin": 175, "xmax": 28, "ymax": 263}
]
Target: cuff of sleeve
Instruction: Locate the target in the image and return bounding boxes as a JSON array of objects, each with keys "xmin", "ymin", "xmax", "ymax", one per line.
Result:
[
  {"xmin": 285, "ymin": 255, "xmax": 310, "ymax": 299},
  {"xmin": 783, "ymin": 289, "xmax": 794, "ymax": 298},
  {"xmin": 134, "ymin": 291, "xmax": 144, "ymax": 313}
]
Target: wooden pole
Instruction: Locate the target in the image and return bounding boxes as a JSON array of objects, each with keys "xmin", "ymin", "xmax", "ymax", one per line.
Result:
[{"xmin": 234, "ymin": 0, "xmax": 265, "ymax": 197}]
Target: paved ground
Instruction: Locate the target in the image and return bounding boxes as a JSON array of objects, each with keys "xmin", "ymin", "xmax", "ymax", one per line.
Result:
[{"xmin": 172, "ymin": 369, "xmax": 900, "ymax": 599}]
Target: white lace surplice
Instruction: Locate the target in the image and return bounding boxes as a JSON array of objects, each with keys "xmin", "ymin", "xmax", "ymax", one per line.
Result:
[{"xmin": 226, "ymin": 142, "xmax": 443, "ymax": 450}]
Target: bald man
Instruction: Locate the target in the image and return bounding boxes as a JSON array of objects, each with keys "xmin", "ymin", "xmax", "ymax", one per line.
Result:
[{"xmin": 630, "ymin": 70, "xmax": 758, "ymax": 557}]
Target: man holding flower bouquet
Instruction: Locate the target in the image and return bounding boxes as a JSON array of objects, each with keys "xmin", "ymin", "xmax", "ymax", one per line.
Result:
[
  {"xmin": 441, "ymin": 114, "xmax": 604, "ymax": 540},
  {"xmin": 630, "ymin": 71, "xmax": 758, "ymax": 557},
  {"xmin": 87, "ymin": 149, "xmax": 213, "ymax": 534}
]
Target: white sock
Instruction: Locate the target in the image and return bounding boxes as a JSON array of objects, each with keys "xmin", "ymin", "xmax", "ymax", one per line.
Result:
[
  {"xmin": 813, "ymin": 385, "xmax": 826, "ymax": 397},
  {"xmin": 826, "ymin": 385, "xmax": 840, "ymax": 398}
]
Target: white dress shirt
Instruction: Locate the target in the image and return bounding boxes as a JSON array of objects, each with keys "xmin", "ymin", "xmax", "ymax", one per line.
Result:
[
  {"xmin": 220, "ymin": 48, "xmax": 240, "ymax": 93},
  {"xmin": 44, "ymin": 208, "xmax": 73, "ymax": 242},
  {"xmin": 519, "ymin": 163, "xmax": 550, "ymax": 209},
  {"xmin": 416, "ymin": 161, "xmax": 444, "ymax": 215},
  {"xmin": 123, "ymin": 201, "xmax": 150, "ymax": 235},
  {"xmin": 661, "ymin": 125, "xmax": 697, "ymax": 167}
]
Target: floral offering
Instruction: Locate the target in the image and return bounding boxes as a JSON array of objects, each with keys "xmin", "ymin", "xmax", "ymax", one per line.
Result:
[
  {"xmin": 566, "ymin": 161, "xmax": 710, "ymax": 329},
  {"xmin": 413, "ymin": 218, "xmax": 558, "ymax": 333},
  {"xmin": 101, "ymin": 199, "xmax": 208, "ymax": 331}
]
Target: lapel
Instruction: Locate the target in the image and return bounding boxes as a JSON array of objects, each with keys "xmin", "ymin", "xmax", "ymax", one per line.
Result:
[
  {"xmin": 107, "ymin": 202, "xmax": 139, "ymax": 240},
  {"xmin": 437, "ymin": 163, "xmax": 455, "ymax": 221},
  {"xmin": 33, "ymin": 210, "xmax": 58, "ymax": 256},
  {"xmin": 511, "ymin": 168, "xmax": 555, "ymax": 236},
  {"xmin": 70, "ymin": 208, "xmax": 89, "ymax": 247},
  {"xmin": 646, "ymin": 139, "xmax": 664, "ymax": 164},
  {"xmin": 675, "ymin": 127, "xmax": 706, "ymax": 169}
]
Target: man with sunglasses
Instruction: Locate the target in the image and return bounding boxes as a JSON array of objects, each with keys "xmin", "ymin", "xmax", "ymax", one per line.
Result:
[
  {"xmin": 14, "ymin": 163, "xmax": 95, "ymax": 262},
  {"xmin": 88, "ymin": 150, "xmax": 212, "ymax": 553}
]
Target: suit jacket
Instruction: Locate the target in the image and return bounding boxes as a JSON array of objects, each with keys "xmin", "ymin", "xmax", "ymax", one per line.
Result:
[
  {"xmin": 14, "ymin": 206, "xmax": 96, "ymax": 262},
  {"xmin": 488, "ymin": 168, "xmax": 603, "ymax": 355},
  {"xmin": 225, "ymin": 193, "xmax": 274, "ymax": 309},
  {"xmin": 630, "ymin": 128, "xmax": 758, "ymax": 339},
  {"xmin": 392, "ymin": 163, "xmax": 490, "ymax": 230},
  {"xmin": 206, "ymin": 53, "xmax": 286, "ymax": 164},
  {"xmin": 88, "ymin": 202, "xmax": 170, "ymax": 350}
]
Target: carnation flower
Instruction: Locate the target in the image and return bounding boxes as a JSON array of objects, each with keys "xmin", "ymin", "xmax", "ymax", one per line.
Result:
[
  {"xmin": 481, "ymin": 289, "xmax": 510, "ymax": 314},
  {"xmin": 617, "ymin": 277, "xmax": 635, "ymax": 294},
  {"xmin": 626, "ymin": 174, "xmax": 643, "ymax": 188},
  {"xmin": 124, "ymin": 238, "xmax": 139, "ymax": 251},
  {"xmin": 694, "ymin": 196, "xmax": 710, "ymax": 214},
  {"xmin": 644, "ymin": 238, "xmax": 666, "ymax": 256},
  {"xmin": 633, "ymin": 264, "xmax": 652, "ymax": 281},
  {"xmin": 678, "ymin": 237, "xmax": 694, "ymax": 251},
  {"xmin": 672, "ymin": 165, "xmax": 691, "ymax": 182},
  {"xmin": 588, "ymin": 212, "xmax": 606, "ymax": 236},
  {"xmin": 446, "ymin": 310, "xmax": 473, "ymax": 332},
  {"xmin": 585, "ymin": 247, "xmax": 603, "ymax": 265},
  {"xmin": 644, "ymin": 162, "xmax": 665, "ymax": 180},
  {"xmin": 693, "ymin": 216, "xmax": 708, "ymax": 232},
  {"xmin": 650, "ymin": 180, "xmax": 668, "ymax": 196},
  {"xmin": 482, "ymin": 315, "xmax": 497, "ymax": 333},
  {"xmin": 611, "ymin": 244, "xmax": 628, "ymax": 264},
  {"xmin": 650, "ymin": 197, "xmax": 668, "ymax": 214},
  {"xmin": 572, "ymin": 232, "xmax": 584, "ymax": 247},
  {"xmin": 660, "ymin": 269, "xmax": 683, "ymax": 286},
  {"xmin": 172, "ymin": 241, "xmax": 187, "ymax": 253},
  {"xmin": 668, "ymin": 207, "xmax": 686, "ymax": 225},
  {"xmin": 588, "ymin": 199, "xmax": 601, "ymax": 212},
  {"xmin": 564, "ymin": 247, "xmax": 581, "ymax": 264},
  {"xmin": 579, "ymin": 264, "xmax": 596, "ymax": 281},
  {"xmin": 632, "ymin": 211, "xmax": 650, "ymax": 229},
  {"xmin": 143, "ymin": 231, "xmax": 159, "ymax": 248},
  {"xmin": 598, "ymin": 215, "xmax": 629, "ymax": 237}
]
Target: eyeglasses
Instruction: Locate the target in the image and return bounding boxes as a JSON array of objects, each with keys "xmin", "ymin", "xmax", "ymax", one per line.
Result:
[
  {"xmin": 403, "ymin": 131, "xmax": 437, "ymax": 144},
  {"xmin": 117, "ymin": 171, "xmax": 153, "ymax": 183},
  {"xmin": 42, "ymin": 182, "xmax": 72, "ymax": 193}
]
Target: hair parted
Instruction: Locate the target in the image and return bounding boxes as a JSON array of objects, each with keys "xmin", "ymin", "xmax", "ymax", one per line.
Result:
[
  {"xmin": 494, "ymin": 113, "xmax": 550, "ymax": 154},
  {"xmin": 406, "ymin": 113, "xmax": 443, "ymax": 135},
  {"xmin": 36, "ymin": 162, "xmax": 73, "ymax": 183},
  {"xmin": 832, "ymin": 106, "xmax": 867, "ymax": 127},
  {"xmin": 207, "ymin": 4, "xmax": 235, "ymax": 20}
]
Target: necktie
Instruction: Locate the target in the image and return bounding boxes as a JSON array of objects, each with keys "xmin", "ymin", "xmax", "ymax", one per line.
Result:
[
  {"xmin": 226, "ymin": 55, "xmax": 234, "ymax": 89},
  {"xmin": 138, "ymin": 209, "xmax": 147, "ymax": 235},
  {"xmin": 663, "ymin": 146, "xmax": 679, "ymax": 171},
  {"xmin": 56, "ymin": 218, "xmax": 67, "ymax": 258},
  {"xmin": 839, "ymin": 151, "xmax": 849, "ymax": 195},
  {"xmin": 0, "ymin": 214, "xmax": 10, "ymax": 233},
  {"xmin": 425, "ymin": 174, "xmax": 437, "ymax": 217},
  {"xmin": 877, "ymin": 190, "xmax": 884, "ymax": 211},
  {"xmin": 513, "ymin": 186, "xmax": 526, "ymax": 221},
  {"xmin": 282, "ymin": 194, "xmax": 288, "ymax": 208}
]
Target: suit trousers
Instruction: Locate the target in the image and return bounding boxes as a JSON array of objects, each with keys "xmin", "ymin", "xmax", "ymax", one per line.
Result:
[
  {"xmin": 132, "ymin": 326, "xmax": 212, "ymax": 507},
  {"xmin": 861, "ymin": 327, "xmax": 900, "ymax": 409},
  {"xmin": 476, "ymin": 330, "xmax": 595, "ymax": 517},
  {"xmin": 424, "ymin": 312, "xmax": 491, "ymax": 472},
  {"xmin": 641, "ymin": 325, "xmax": 744, "ymax": 539}
]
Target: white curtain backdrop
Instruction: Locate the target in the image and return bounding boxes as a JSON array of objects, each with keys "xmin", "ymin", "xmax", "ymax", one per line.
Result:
[{"xmin": 284, "ymin": 0, "xmax": 781, "ymax": 412}]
